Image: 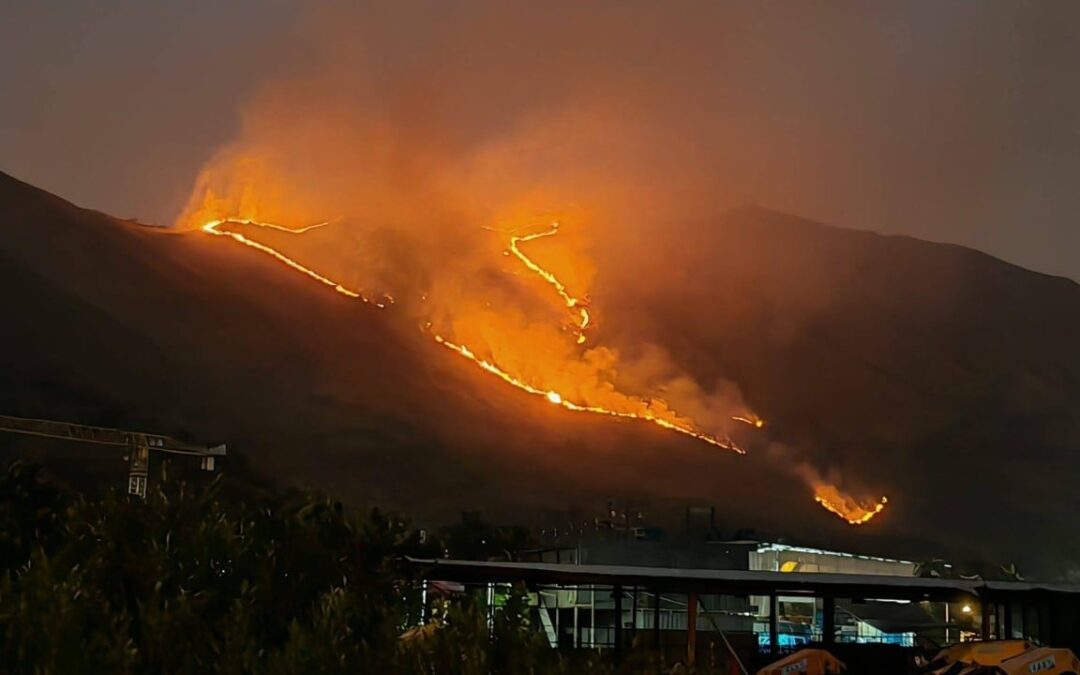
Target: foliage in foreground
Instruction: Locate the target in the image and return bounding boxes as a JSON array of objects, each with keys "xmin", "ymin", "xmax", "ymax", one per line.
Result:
[{"xmin": 0, "ymin": 463, "xmax": 637, "ymax": 674}]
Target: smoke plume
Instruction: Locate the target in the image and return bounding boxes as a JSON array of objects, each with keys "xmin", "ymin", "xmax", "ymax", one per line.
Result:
[{"xmin": 177, "ymin": 0, "xmax": 886, "ymax": 520}]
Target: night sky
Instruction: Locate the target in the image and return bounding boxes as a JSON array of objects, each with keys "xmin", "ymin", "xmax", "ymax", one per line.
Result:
[{"xmin": 2, "ymin": 1, "xmax": 1078, "ymax": 280}]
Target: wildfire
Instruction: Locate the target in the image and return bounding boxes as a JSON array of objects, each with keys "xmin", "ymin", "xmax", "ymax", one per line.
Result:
[
  {"xmin": 506, "ymin": 221, "xmax": 757, "ymax": 438},
  {"xmin": 196, "ymin": 214, "xmax": 891, "ymax": 525},
  {"xmin": 732, "ymin": 415, "xmax": 766, "ymax": 429},
  {"xmin": 813, "ymin": 487, "xmax": 889, "ymax": 525},
  {"xmin": 201, "ymin": 219, "xmax": 392, "ymax": 307},
  {"xmin": 433, "ymin": 335, "xmax": 745, "ymax": 452},
  {"xmin": 508, "ymin": 222, "xmax": 591, "ymax": 344}
]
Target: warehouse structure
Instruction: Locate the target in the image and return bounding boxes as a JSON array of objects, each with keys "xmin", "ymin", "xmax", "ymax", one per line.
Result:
[{"xmin": 402, "ymin": 553, "xmax": 1080, "ymax": 669}]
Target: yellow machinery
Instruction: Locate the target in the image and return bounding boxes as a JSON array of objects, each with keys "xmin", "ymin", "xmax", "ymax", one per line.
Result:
[
  {"xmin": 929, "ymin": 640, "xmax": 1034, "ymax": 674},
  {"xmin": 0, "ymin": 413, "xmax": 226, "ymax": 498},
  {"xmin": 994, "ymin": 647, "xmax": 1080, "ymax": 675},
  {"xmin": 756, "ymin": 648, "xmax": 846, "ymax": 675}
]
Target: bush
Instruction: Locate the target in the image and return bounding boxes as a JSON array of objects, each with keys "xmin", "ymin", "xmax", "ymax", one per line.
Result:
[{"xmin": 0, "ymin": 463, "xmax": 631, "ymax": 674}]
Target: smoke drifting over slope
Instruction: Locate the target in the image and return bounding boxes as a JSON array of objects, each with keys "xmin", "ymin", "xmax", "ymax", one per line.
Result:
[{"xmin": 176, "ymin": 1, "xmax": 914, "ymax": 520}]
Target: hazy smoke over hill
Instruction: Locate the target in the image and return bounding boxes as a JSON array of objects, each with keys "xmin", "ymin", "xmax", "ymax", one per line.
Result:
[
  {"xmin": 6, "ymin": 1, "xmax": 1078, "ymax": 279},
  {"xmin": 176, "ymin": 1, "xmax": 892, "ymax": 517},
  {"xmin": 180, "ymin": 2, "xmax": 753, "ymax": 437}
]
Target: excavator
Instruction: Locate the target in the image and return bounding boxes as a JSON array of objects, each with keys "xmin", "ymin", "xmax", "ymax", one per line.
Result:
[
  {"xmin": 756, "ymin": 648, "xmax": 846, "ymax": 675},
  {"xmin": 992, "ymin": 647, "xmax": 1080, "ymax": 675},
  {"xmin": 924, "ymin": 641, "xmax": 1079, "ymax": 675},
  {"xmin": 0, "ymin": 413, "xmax": 226, "ymax": 498}
]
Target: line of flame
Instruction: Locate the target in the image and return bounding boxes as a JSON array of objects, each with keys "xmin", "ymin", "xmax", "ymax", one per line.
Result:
[
  {"xmin": 731, "ymin": 415, "xmax": 766, "ymax": 429},
  {"xmin": 201, "ymin": 220, "xmax": 390, "ymax": 307},
  {"xmin": 432, "ymin": 334, "xmax": 745, "ymax": 453},
  {"xmin": 814, "ymin": 494, "xmax": 889, "ymax": 525},
  {"xmin": 508, "ymin": 222, "xmax": 591, "ymax": 344}
]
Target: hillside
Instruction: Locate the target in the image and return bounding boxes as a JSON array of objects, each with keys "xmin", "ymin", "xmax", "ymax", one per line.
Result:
[
  {"xmin": 0, "ymin": 170, "xmax": 800, "ymax": 529},
  {"xmin": 2, "ymin": 170, "xmax": 1078, "ymax": 575}
]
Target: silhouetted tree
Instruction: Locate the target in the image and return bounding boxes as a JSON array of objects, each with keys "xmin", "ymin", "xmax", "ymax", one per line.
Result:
[{"xmin": 0, "ymin": 462, "xmax": 731, "ymax": 673}]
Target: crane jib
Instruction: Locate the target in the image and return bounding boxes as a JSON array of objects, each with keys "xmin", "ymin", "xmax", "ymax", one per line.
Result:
[{"xmin": 0, "ymin": 413, "xmax": 227, "ymax": 498}]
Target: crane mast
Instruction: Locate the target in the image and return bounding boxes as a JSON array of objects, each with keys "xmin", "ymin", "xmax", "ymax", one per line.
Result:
[{"xmin": 0, "ymin": 413, "xmax": 227, "ymax": 498}]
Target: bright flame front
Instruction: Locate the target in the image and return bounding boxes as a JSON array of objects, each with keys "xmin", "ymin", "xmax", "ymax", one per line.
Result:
[
  {"xmin": 196, "ymin": 216, "xmax": 888, "ymax": 525},
  {"xmin": 814, "ymin": 488, "xmax": 889, "ymax": 526}
]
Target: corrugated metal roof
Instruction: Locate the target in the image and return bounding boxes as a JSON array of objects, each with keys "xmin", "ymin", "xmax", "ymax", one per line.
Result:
[{"xmin": 401, "ymin": 557, "xmax": 1080, "ymax": 600}]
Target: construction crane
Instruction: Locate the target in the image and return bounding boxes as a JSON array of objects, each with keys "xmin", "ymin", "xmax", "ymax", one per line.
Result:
[{"xmin": 0, "ymin": 413, "xmax": 227, "ymax": 498}]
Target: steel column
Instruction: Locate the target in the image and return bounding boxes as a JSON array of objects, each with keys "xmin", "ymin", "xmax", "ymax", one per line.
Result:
[
  {"xmin": 823, "ymin": 595, "xmax": 836, "ymax": 644},
  {"xmin": 614, "ymin": 585, "xmax": 623, "ymax": 663},
  {"xmin": 769, "ymin": 594, "xmax": 779, "ymax": 654},
  {"xmin": 687, "ymin": 592, "xmax": 698, "ymax": 666}
]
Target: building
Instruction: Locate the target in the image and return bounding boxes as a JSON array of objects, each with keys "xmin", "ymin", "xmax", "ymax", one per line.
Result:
[
  {"xmin": 748, "ymin": 543, "xmax": 920, "ymax": 648},
  {"xmin": 403, "ymin": 554, "xmax": 1080, "ymax": 671},
  {"xmin": 524, "ymin": 538, "xmax": 924, "ymax": 651}
]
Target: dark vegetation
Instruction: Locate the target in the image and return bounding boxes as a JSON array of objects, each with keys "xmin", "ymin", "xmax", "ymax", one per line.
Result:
[{"xmin": 0, "ymin": 461, "xmax": 704, "ymax": 674}]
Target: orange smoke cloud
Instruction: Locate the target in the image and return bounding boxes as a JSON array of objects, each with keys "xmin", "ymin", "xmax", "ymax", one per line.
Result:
[{"xmin": 175, "ymin": 0, "xmax": 887, "ymax": 526}]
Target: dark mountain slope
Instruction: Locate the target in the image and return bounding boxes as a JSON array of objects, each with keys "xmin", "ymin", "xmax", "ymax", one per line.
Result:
[
  {"xmin": 2, "ymin": 171, "xmax": 1078, "ymax": 574},
  {"xmin": 0, "ymin": 171, "xmax": 808, "ymax": 533},
  {"xmin": 602, "ymin": 207, "xmax": 1080, "ymax": 572}
]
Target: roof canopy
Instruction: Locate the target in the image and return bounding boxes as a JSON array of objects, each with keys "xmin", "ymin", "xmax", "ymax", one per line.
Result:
[{"xmin": 402, "ymin": 557, "xmax": 1080, "ymax": 602}]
